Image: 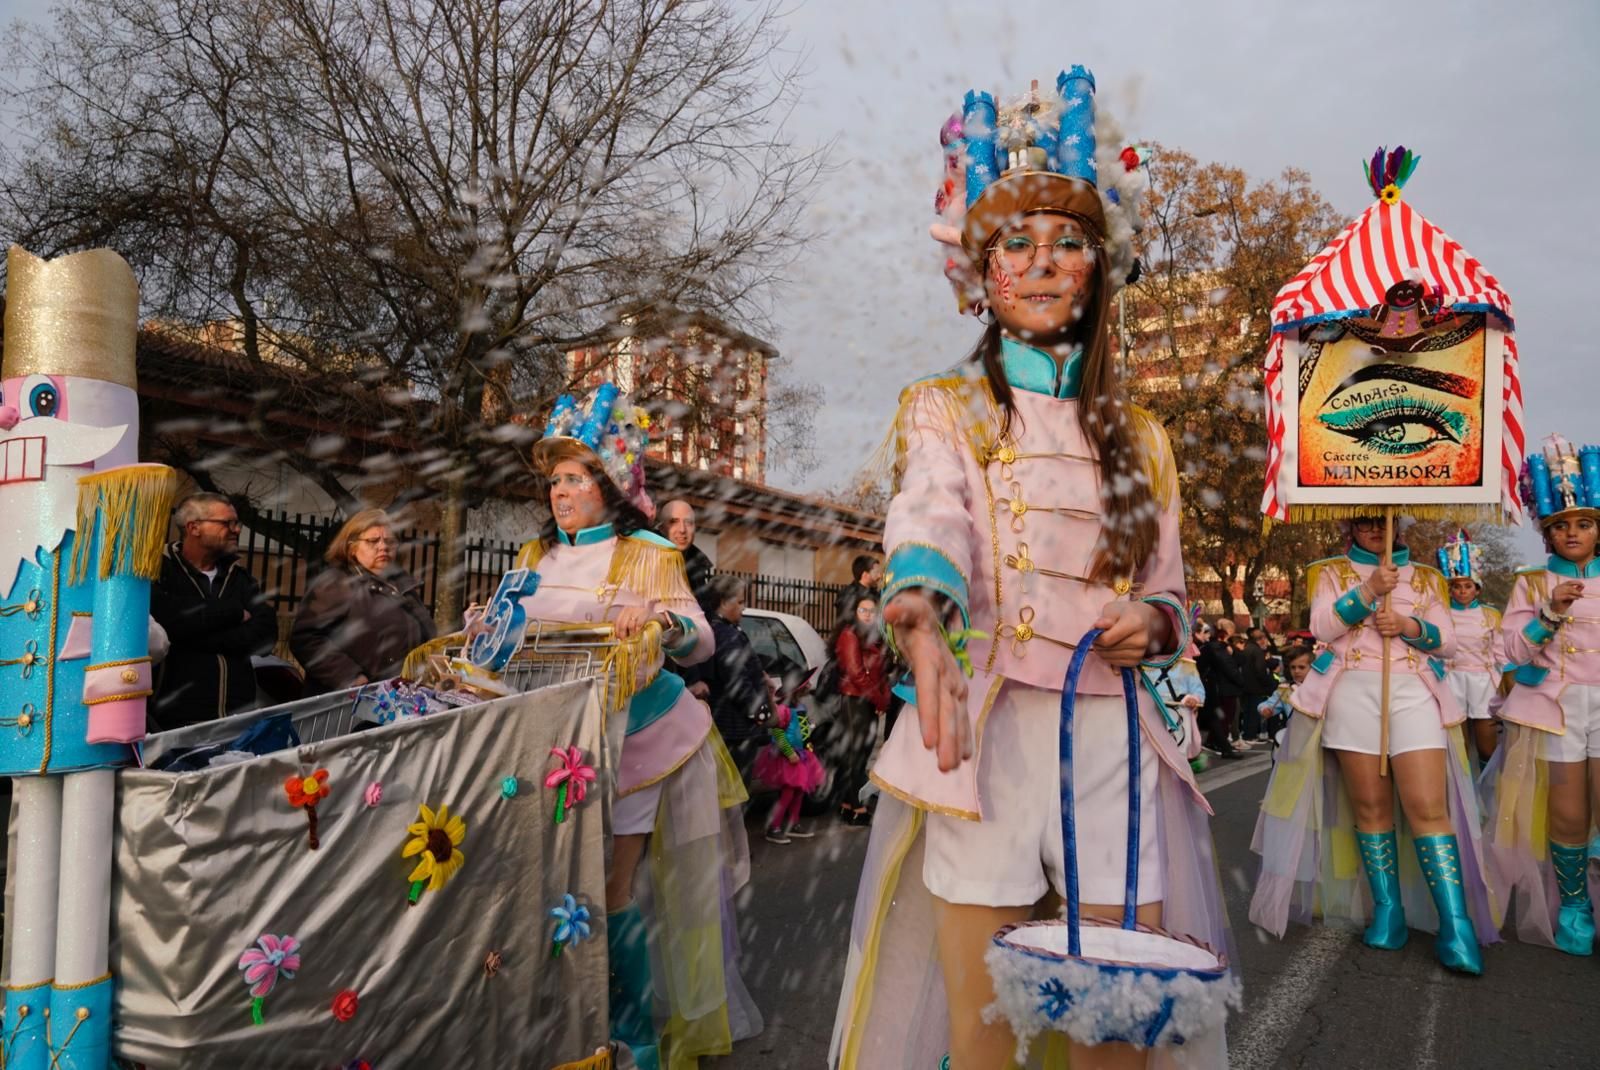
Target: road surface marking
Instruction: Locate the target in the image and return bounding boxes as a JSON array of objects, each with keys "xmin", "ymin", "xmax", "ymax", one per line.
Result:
[
  {"xmin": 1227, "ymin": 923, "xmax": 1353, "ymax": 1070},
  {"xmin": 1198, "ymin": 753, "xmax": 1274, "ymax": 793}
]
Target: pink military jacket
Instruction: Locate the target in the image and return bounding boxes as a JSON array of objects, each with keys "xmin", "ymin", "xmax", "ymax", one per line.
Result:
[
  {"xmin": 872, "ymin": 338, "xmax": 1199, "ymax": 820},
  {"xmin": 1499, "ymin": 556, "xmax": 1600, "ymax": 734},
  {"xmin": 512, "ymin": 524, "xmax": 714, "ymax": 796},
  {"xmin": 1446, "ymin": 600, "xmax": 1505, "ymax": 676},
  {"xmin": 1291, "ymin": 546, "xmax": 1462, "ymax": 725}
]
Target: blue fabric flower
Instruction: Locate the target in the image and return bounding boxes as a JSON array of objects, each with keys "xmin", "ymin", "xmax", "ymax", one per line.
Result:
[{"xmin": 549, "ymin": 894, "xmax": 592, "ymax": 953}]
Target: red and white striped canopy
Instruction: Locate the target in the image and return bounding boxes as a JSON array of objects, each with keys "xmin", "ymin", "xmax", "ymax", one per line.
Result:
[{"xmin": 1261, "ymin": 198, "xmax": 1523, "ymax": 523}]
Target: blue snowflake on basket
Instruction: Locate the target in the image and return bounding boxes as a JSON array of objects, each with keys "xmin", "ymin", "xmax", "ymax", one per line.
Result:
[{"xmin": 1038, "ymin": 977, "xmax": 1076, "ymax": 1021}]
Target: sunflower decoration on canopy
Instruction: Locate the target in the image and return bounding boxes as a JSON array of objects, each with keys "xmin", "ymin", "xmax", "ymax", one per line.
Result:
[{"xmin": 401, "ymin": 803, "xmax": 467, "ymax": 905}]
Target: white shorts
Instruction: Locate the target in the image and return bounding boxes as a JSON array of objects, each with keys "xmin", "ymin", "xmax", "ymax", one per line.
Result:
[
  {"xmin": 1541, "ymin": 684, "xmax": 1600, "ymax": 763},
  {"xmin": 1447, "ymin": 670, "xmax": 1497, "ymax": 720},
  {"xmin": 610, "ymin": 728, "xmax": 729, "ymax": 837},
  {"xmin": 1323, "ymin": 671, "xmax": 1448, "ymax": 756},
  {"xmin": 923, "ymin": 684, "xmax": 1164, "ymax": 908}
]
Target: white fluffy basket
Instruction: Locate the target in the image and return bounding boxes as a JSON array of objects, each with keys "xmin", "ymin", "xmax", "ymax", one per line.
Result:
[{"xmin": 986, "ymin": 918, "xmax": 1239, "ymax": 1051}]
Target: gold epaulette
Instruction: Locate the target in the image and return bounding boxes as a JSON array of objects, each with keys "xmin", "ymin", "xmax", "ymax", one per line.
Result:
[
  {"xmin": 864, "ymin": 369, "xmax": 998, "ymax": 492},
  {"xmin": 1411, "ymin": 563, "xmax": 1450, "ymax": 605},
  {"xmin": 70, "ymin": 463, "xmax": 180, "ymax": 585},
  {"xmin": 1303, "ymin": 555, "xmax": 1356, "ymax": 597},
  {"xmin": 515, "ymin": 538, "xmax": 544, "ymax": 570},
  {"xmin": 607, "ymin": 533, "xmax": 697, "ymax": 608},
  {"xmin": 1514, "ymin": 565, "xmax": 1549, "ymax": 605},
  {"xmin": 1129, "ymin": 404, "xmax": 1177, "ymax": 510}
]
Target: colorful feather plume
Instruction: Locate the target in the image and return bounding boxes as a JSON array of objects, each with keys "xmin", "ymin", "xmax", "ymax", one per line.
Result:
[{"xmin": 1365, "ymin": 145, "xmax": 1420, "ymax": 200}]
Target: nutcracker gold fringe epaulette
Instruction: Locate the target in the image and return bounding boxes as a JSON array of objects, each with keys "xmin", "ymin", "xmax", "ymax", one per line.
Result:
[
  {"xmin": 1411, "ymin": 563, "xmax": 1451, "ymax": 606},
  {"xmin": 1303, "ymin": 555, "xmax": 1357, "ymax": 598},
  {"xmin": 70, "ymin": 463, "xmax": 179, "ymax": 585}
]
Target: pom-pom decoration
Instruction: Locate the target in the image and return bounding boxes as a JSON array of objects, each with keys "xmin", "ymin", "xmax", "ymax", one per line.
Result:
[
  {"xmin": 237, "ymin": 933, "xmax": 301, "ymax": 1025},
  {"xmin": 401, "ymin": 803, "xmax": 467, "ymax": 905},
  {"xmin": 1364, "ymin": 145, "xmax": 1419, "ymax": 202},
  {"xmin": 331, "ymin": 988, "xmax": 360, "ymax": 1023}
]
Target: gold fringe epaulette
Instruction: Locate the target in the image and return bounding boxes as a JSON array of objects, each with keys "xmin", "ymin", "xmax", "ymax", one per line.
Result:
[
  {"xmin": 1302, "ymin": 555, "xmax": 1356, "ymax": 598},
  {"xmin": 70, "ymin": 463, "xmax": 179, "ymax": 585},
  {"xmin": 862, "ymin": 369, "xmax": 998, "ymax": 494},
  {"xmin": 1513, "ymin": 565, "xmax": 1549, "ymax": 605},
  {"xmin": 1411, "ymin": 563, "xmax": 1450, "ymax": 606},
  {"xmin": 515, "ymin": 538, "xmax": 544, "ymax": 570},
  {"xmin": 1129, "ymin": 404, "xmax": 1177, "ymax": 511},
  {"xmin": 606, "ymin": 533, "xmax": 697, "ymax": 608}
]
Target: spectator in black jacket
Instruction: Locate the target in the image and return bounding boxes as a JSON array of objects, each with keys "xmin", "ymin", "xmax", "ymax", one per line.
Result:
[
  {"xmin": 1238, "ymin": 626, "xmax": 1278, "ymax": 742},
  {"xmin": 833, "ymin": 554, "xmax": 882, "ymax": 628},
  {"xmin": 700, "ymin": 575, "xmax": 772, "ymax": 774},
  {"xmin": 1196, "ymin": 618, "xmax": 1246, "ymax": 758},
  {"xmin": 658, "ymin": 498, "xmax": 715, "ymax": 612},
  {"xmin": 151, "ymin": 493, "xmax": 277, "ymax": 729}
]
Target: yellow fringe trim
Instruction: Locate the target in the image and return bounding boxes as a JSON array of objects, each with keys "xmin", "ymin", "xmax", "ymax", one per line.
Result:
[
  {"xmin": 1263, "ymin": 502, "xmax": 1506, "ymax": 531},
  {"xmin": 605, "ymin": 535, "xmax": 698, "ymax": 609},
  {"xmin": 70, "ymin": 464, "xmax": 178, "ymax": 585},
  {"xmin": 401, "ymin": 632, "xmax": 464, "ymax": 681},
  {"xmin": 549, "ymin": 1047, "xmax": 611, "ymax": 1070}
]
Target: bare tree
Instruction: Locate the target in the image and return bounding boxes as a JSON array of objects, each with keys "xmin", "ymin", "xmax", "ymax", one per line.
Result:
[{"xmin": 0, "ymin": 0, "xmax": 823, "ymax": 623}]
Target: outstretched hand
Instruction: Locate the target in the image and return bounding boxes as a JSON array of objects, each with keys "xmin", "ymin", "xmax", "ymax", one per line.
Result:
[{"xmin": 883, "ymin": 591, "xmax": 971, "ymax": 772}]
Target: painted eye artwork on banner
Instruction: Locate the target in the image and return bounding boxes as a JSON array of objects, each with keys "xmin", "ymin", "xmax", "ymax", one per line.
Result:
[{"xmin": 1294, "ymin": 281, "xmax": 1490, "ymax": 491}]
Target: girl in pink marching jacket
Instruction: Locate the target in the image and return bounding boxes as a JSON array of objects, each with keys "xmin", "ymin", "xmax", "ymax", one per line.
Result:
[
  {"xmin": 1437, "ymin": 530, "xmax": 1507, "ymax": 765},
  {"xmin": 1249, "ymin": 517, "xmax": 1499, "ymax": 976},
  {"xmin": 1483, "ymin": 434, "xmax": 1600, "ymax": 956},
  {"xmin": 829, "ymin": 68, "xmax": 1231, "ymax": 1070}
]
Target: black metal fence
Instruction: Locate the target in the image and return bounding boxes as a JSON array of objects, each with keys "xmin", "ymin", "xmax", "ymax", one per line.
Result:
[{"xmin": 238, "ymin": 511, "xmax": 848, "ymax": 635}]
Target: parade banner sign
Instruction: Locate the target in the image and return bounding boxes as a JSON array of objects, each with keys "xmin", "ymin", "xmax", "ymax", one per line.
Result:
[{"xmin": 1261, "ymin": 149, "xmax": 1523, "ymax": 525}]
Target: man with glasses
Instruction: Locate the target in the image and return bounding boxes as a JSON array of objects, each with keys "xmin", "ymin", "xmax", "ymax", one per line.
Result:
[{"xmin": 151, "ymin": 492, "xmax": 277, "ymax": 728}]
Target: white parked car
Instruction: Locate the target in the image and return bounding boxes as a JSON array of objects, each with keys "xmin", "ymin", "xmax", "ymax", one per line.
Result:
[{"xmin": 738, "ymin": 608, "xmax": 828, "ymax": 675}]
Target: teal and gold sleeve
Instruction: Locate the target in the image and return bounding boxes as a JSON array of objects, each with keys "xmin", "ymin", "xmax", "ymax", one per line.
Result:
[
  {"xmin": 881, "ymin": 542, "xmax": 970, "ymax": 658},
  {"xmin": 1402, "ymin": 617, "xmax": 1443, "ymax": 652},
  {"xmin": 662, "ymin": 613, "xmax": 698, "ymax": 660},
  {"xmin": 1334, "ymin": 586, "xmax": 1375, "ymax": 626},
  {"xmin": 1521, "ymin": 615, "xmax": 1557, "ymax": 646}
]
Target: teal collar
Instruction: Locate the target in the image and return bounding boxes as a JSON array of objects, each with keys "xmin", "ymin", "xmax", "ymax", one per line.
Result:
[
  {"xmin": 1349, "ymin": 545, "xmax": 1410, "ymax": 567},
  {"xmin": 1547, "ymin": 554, "xmax": 1600, "ymax": 579},
  {"xmin": 1000, "ymin": 336, "xmax": 1083, "ymax": 399},
  {"xmin": 557, "ymin": 522, "xmax": 615, "ymax": 547},
  {"xmin": 1450, "ymin": 599, "xmax": 1481, "ymax": 610}
]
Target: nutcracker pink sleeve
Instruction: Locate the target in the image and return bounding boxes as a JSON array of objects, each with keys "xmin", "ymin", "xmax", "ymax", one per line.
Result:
[
  {"xmin": 1310, "ymin": 566, "xmax": 1360, "ymax": 643},
  {"xmin": 880, "ymin": 383, "xmax": 978, "ymax": 633},
  {"xmin": 1500, "ymin": 574, "xmax": 1546, "ymax": 667}
]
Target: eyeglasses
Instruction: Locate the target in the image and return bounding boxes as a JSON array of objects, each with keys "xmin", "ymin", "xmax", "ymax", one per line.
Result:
[
  {"xmin": 549, "ymin": 473, "xmax": 596, "ymax": 490},
  {"xmin": 196, "ymin": 517, "xmax": 241, "ymax": 531},
  {"xmin": 355, "ymin": 536, "xmax": 398, "ymax": 549},
  {"xmin": 1351, "ymin": 518, "xmax": 1384, "ymax": 532},
  {"xmin": 989, "ymin": 232, "xmax": 1095, "ymax": 274}
]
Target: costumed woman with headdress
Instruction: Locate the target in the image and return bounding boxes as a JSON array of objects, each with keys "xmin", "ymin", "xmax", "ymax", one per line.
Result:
[
  {"xmin": 829, "ymin": 69, "xmax": 1233, "ymax": 1070},
  {"xmin": 1481, "ymin": 434, "xmax": 1600, "ymax": 956},
  {"xmin": 1438, "ymin": 530, "xmax": 1506, "ymax": 765},
  {"xmin": 1249, "ymin": 515, "xmax": 1496, "ymax": 974},
  {"xmin": 493, "ymin": 385, "xmax": 761, "ymax": 1068}
]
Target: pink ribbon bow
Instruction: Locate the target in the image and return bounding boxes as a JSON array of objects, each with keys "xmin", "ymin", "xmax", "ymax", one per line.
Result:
[{"xmin": 544, "ymin": 746, "xmax": 596, "ymax": 823}]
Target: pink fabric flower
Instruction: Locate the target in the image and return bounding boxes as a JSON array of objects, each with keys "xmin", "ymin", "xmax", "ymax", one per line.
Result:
[
  {"xmin": 544, "ymin": 747, "xmax": 596, "ymax": 806},
  {"xmin": 238, "ymin": 934, "xmax": 302, "ymax": 998},
  {"xmin": 364, "ymin": 781, "xmax": 383, "ymax": 808}
]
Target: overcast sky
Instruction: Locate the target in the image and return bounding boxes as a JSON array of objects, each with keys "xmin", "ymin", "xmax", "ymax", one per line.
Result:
[{"xmin": 3, "ymin": 0, "xmax": 1593, "ymax": 553}]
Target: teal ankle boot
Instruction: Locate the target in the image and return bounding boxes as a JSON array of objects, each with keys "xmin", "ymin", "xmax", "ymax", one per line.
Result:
[
  {"xmin": 1, "ymin": 979, "xmax": 52, "ymax": 1070},
  {"xmin": 607, "ymin": 903, "xmax": 660, "ymax": 1070},
  {"xmin": 48, "ymin": 975, "xmax": 114, "ymax": 1070},
  {"xmin": 1550, "ymin": 840, "xmax": 1595, "ymax": 956},
  {"xmin": 1356, "ymin": 830, "xmax": 1409, "ymax": 950},
  {"xmin": 1414, "ymin": 834, "xmax": 1483, "ymax": 975}
]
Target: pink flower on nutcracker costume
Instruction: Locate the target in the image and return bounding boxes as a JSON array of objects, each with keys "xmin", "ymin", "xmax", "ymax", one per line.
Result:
[{"xmin": 830, "ymin": 68, "xmax": 1233, "ymax": 1070}]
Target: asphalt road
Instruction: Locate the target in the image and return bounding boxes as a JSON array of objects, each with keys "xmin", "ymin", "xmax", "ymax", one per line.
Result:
[{"xmin": 714, "ymin": 753, "xmax": 1600, "ymax": 1069}]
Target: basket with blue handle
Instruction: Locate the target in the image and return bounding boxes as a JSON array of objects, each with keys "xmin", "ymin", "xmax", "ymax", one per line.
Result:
[{"xmin": 984, "ymin": 628, "xmax": 1239, "ymax": 1052}]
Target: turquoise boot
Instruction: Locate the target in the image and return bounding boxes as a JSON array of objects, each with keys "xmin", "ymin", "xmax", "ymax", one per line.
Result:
[
  {"xmin": 47, "ymin": 975, "xmax": 113, "ymax": 1070},
  {"xmin": 1356, "ymin": 830, "xmax": 1409, "ymax": 950},
  {"xmin": 1413, "ymin": 834, "xmax": 1483, "ymax": 975},
  {"xmin": 2, "ymin": 980, "xmax": 52, "ymax": 1070},
  {"xmin": 1550, "ymin": 840, "xmax": 1595, "ymax": 956},
  {"xmin": 607, "ymin": 903, "xmax": 660, "ymax": 1070}
]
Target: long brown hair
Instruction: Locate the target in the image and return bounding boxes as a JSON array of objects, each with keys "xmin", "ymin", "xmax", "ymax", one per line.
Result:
[{"xmin": 971, "ymin": 266, "xmax": 1159, "ymax": 581}]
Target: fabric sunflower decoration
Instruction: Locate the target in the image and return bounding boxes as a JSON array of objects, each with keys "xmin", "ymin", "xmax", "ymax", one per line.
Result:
[{"xmin": 401, "ymin": 803, "xmax": 467, "ymax": 905}]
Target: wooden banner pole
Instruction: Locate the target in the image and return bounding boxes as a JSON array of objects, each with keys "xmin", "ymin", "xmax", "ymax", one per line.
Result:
[{"xmin": 1379, "ymin": 506, "xmax": 1394, "ymax": 777}]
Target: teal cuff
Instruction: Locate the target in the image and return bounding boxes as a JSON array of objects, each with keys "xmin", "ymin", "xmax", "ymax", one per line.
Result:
[
  {"xmin": 1334, "ymin": 587, "xmax": 1375, "ymax": 626},
  {"xmin": 1138, "ymin": 593, "xmax": 1189, "ymax": 670},
  {"xmin": 1522, "ymin": 616, "xmax": 1557, "ymax": 645},
  {"xmin": 663, "ymin": 613, "xmax": 698, "ymax": 659},
  {"xmin": 881, "ymin": 543, "xmax": 970, "ymax": 658},
  {"xmin": 1402, "ymin": 617, "xmax": 1442, "ymax": 652}
]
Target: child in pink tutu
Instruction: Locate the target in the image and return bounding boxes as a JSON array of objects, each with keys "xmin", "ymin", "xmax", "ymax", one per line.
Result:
[{"xmin": 754, "ymin": 677, "xmax": 826, "ymax": 844}]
